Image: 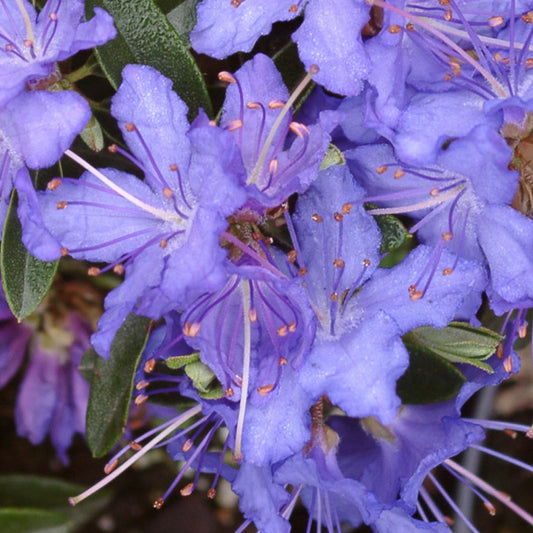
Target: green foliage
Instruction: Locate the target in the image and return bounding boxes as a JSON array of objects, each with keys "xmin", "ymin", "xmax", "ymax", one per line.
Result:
[
  {"xmin": 0, "ymin": 475, "xmax": 111, "ymax": 533},
  {"xmin": 1, "ymin": 192, "xmax": 58, "ymax": 320},
  {"xmin": 0, "ymin": 509, "xmax": 70, "ymax": 533},
  {"xmin": 404, "ymin": 322, "xmax": 502, "ymax": 373},
  {"xmin": 86, "ymin": 0, "xmax": 211, "ymax": 117},
  {"xmin": 167, "ymin": 0, "xmax": 199, "ymax": 40},
  {"xmin": 320, "ymin": 144, "xmax": 346, "ymax": 171},
  {"xmin": 397, "ymin": 344, "xmax": 467, "ymax": 404},
  {"xmin": 79, "ymin": 115, "xmax": 104, "ymax": 152},
  {"xmin": 398, "ymin": 322, "xmax": 502, "ymax": 404},
  {"xmin": 166, "ymin": 352, "xmax": 200, "ymax": 369},
  {"xmin": 82, "ymin": 313, "xmax": 152, "ymax": 457},
  {"xmin": 184, "ymin": 359, "xmax": 224, "ymax": 399}
]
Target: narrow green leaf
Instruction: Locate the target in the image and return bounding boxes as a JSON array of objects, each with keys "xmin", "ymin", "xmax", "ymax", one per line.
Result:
[
  {"xmin": 78, "ymin": 348, "xmax": 97, "ymax": 382},
  {"xmin": 79, "ymin": 115, "xmax": 104, "ymax": 152},
  {"xmin": 85, "ymin": 313, "xmax": 152, "ymax": 456},
  {"xmin": 397, "ymin": 344, "xmax": 466, "ymax": 404},
  {"xmin": 373, "ymin": 212, "xmax": 409, "ymax": 254},
  {"xmin": 0, "ymin": 475, "xmax": 111, "ymax": 529},
  {"xmin": 156, "ymin": 0, "xmax": 187, "ymax": 13},
  {"xmin": 1, "ymin": 192, "xmax": 58, "ymax": 319},
  {"xmin": 184, "ymin": 360, "xmax": 224, "ymax": 399},
  {"xmin": 404, "ymin": 322, "xmax": 502, "ymax": 372},
  {"xmin": 167, "ymin": 0, "xmax": 199, "ymax": 40},
  {"xmin": 185, "ymin": 360, "xmax": 216, "ymax": 393},
  {"xmin": 166, "ymin": 352, "xmax": 200, "ymax": 369},
  {"xmin": 272, "ymin": 40, "xmax": 318, "ymax": 114},
  {"xmin": 0, "ymin": 508, "xmax": 70, "ymax": 533},
  {"xmin": 273, "ymin": 41, "xmax": 303, "ymax": 85},
  {"xmin": 198, "ymin": 385, "xmax": 224, "ymax": 400},
  {"xmin": 86, "ymin": 0, "xmax": 212, "ymax": 116},
  {"xmin": 320, "ymin": 144, "xmax": 345, "ymax": 171},
  {"xmin": 0, "ymin": 476, "xmax": 86, "ymax": 509}
]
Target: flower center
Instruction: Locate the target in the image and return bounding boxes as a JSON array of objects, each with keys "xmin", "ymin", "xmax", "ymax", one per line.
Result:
[{"xmin": 502, "ymin": 112, "xmax": 533, "ymax": 218}]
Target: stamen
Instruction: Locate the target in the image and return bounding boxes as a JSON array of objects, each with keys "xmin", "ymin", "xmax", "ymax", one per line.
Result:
[
  {"xmin": 471, "ymin": 444, "xmax": 533, "ymax": 474},
  {"xmin": 503, "ymin": 355, "xmax": 513, "ymax": 373},
  {"xmin": 257, "ymin": 384, "xmax": 274, "ymax": 395},
  {"xmin": 447, "ymin": 459, "xmax": 533, "ymax": 525},
  {"xmin": 144, "ymin": 358, "xmax": 156, "ymax": 373},
  {"xmin": 104, "ymin": 459, "xmax": 118, "ymax": 475},
  {"xmin": 367, "ymin": 0, "xmax": 508, "ymax": 97},
  {"xmin": 227, "ymin": 119, "xmax": 243, "ymax": 131},
  {"xmin": 183, "ymin": 321, "xmax": 201, "ymax": 338},
  {"xmin": 129, "ymin": 441, "xmax": 142, "ymax": 451},
  {"xmin": 289, "ymin": 121, "xmax": 310, "ymax": 138},
  {"xmin": 281, "ymin": 485, "xmax": 303, "ymax": 519},
  {"xmin": 488, "ymin": 16, "xmax": 504, "ymax": 28},
  {"xmin": 47, "ymin": 178, "xmax": 61, "ymax": 190},
  {"xmin": 64, "ymin": 150, "xmax": 182, "ymax": 223},
  {"xmin": 419, "ymin": 14, "xmax": 533, "ymax": 53},
  {"xmin": 218, "ymin": 71, "xmax": 236, "ymax": 84},
  {"xmin": 420, "ymin": 486, "xmax": 448, "ymax": 524},
  {"xmin": 394, "ymin": 168, "xmax": 405, "ymax": 179},
  {"xmin": 41, "ymin": 10, "xmax": 58, "ymax": 56},
  {"xmin": 249, "ymin": 65, "xmax": 318, "ymax": 185},
  {"xmin": 366, "ymin": 185, "xmax": 463, "ymax": 216},
  {"xmin": 269, "ymin": 99, "xmax": 285, "ymax": 109},
  {"xmin": 68, "ymin": 405, "xmax": 202, "ymax": 506},
  {"xmin": 221, "ymin": 231, "xmax": 285, "ymax": 278},
  {"xmin": 14, "ymin": 0, "xmax": 34, "ymax": 46}
]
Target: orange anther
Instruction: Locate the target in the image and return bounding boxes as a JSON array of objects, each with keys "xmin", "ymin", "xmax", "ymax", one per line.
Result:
[{"xmin": 47, "ymin": 178, "xmax": 61, "ymax": 190}]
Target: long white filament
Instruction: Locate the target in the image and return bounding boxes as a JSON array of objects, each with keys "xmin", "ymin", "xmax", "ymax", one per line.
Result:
[
  {"xmin": 234, "ymin": 280, "xmax": 252, "ymax": 461},
  {"xmin": 249, "ymin": 67, "xmax": 317, "ymax": 185},
  {"xmin": 367, "ymin": 0, "xmax": 508, "ymax": 98},
  {"xmin": 65, "ymin": 150, "xmax": 182, "ymax": 223},
  {"xmin": 424, "ymin": 17, "xmax": 533, "ymax": 53},
  {"xmin": 15, "ymin": 0, "xmax": 35, "ymax": 45},
  {"xmin": 68, "ymin": 404, "xmax": 202, "ymax": 506},
  {"xmin": 446, "ymin": 458, "xmax": 533, "ymax": 525},
  {"xmin": 366, "ymin": 186, "xmax": 463, "ymax": 216}
]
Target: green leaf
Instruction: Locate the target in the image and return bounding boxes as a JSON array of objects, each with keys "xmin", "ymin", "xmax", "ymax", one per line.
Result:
[
  {"xmin": 197, "ymin": 385, "xmax": 224, "ymax": 400},
  {"xmin": 373, "ymin": 211, "xmax": 409, "ymax": 254},
  {"xmin": 156, "ymin": 0, "xmax": 187, "ymax": 13},
  {"xmin": 1, "ymin": 192, "xmax": 58, "ymax": 320},
  {"xmin": 184, "ymin": 360, "xmax": 224, "ymax": 399},
  {"xmin": 78, "ymin": 349, "xmax": 97, "ymax": 382},
  {"xmin": 167, "ymin": 0, "xmax": 199, "ymax": 40},
  {"xmin": 0, "ymin": 475, "xmax": 111, "ymax": 529},
  {"xmin": 403, "ymin": 322, "xmax": 502, "ymax": 372},
  {"xmin": 0, "ymin": 476, "xmax": 86, "ymax": 509},
  {"xmin": 0, "ymin": 508, "xmax": 71, "ymax": 533},
  {"xmin": 185, "ymin": 360, "xmax": 216, "ymax": 393},
  {"xmin": 79, "ymin": 115, "xmax": 104, "ymax": 152},
  {"xmin": 397, "ymin": 344, "xmax": 466, "ymax": 404},
  {"xmin": 84, "ymin": 313, "xmax": 152, "ymax": 456},
  {"xmin": 273, "ymin": 42, "xmax": 313, "ymax": 114},
  {"xmin": 166, "ymin": 352, "xmax": 200, "ymax": 369},
  {"xmin": 86, "ymin": 0, "xmax": 212, "ymax": 117},
  {"xmin": 320, "ymin": 144, "xmax": 345, "ymax": 171}
]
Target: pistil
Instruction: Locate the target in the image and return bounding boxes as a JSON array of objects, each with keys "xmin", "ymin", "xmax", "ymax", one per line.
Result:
[
  {"xmin": 249, "ymin": 65, "xmax": 319, "ymax": 185},
  {"xmin": 367, "ymin": 0, "xmax": 508, "ymax": 97},
  {"xmin": 233, "ymin": 280, "xmax": 252, "ymax": 462},
  {"xmin": 64, "ymin": 150, "xmax": 183, "ymax": 223}
]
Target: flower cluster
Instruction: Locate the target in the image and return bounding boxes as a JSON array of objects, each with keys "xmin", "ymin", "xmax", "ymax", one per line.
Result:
[{"xmin": 1, "ymin": 0, "xmax": 533, "ymax": 532}]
